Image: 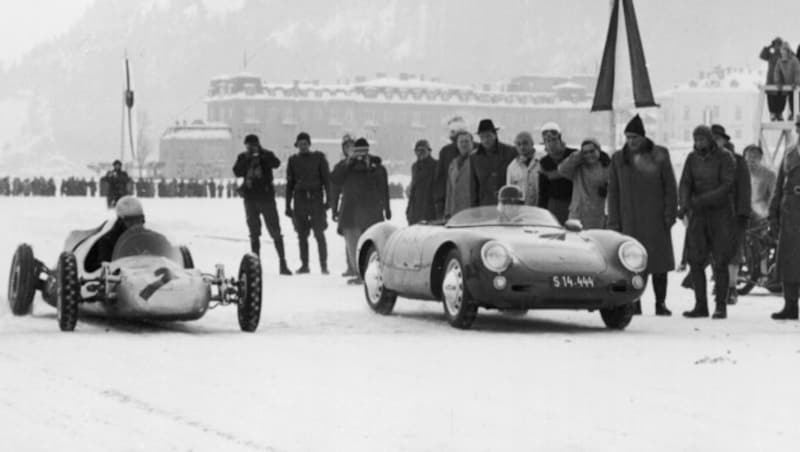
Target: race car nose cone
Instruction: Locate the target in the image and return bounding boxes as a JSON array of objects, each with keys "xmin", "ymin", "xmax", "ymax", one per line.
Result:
[
  {"xmin": 493, "ymin": 275, "xmax": 507, "ymax": 291},
  {"xmin": 631, "ymin": 275, "xmax": 645, "ymax": 290}
]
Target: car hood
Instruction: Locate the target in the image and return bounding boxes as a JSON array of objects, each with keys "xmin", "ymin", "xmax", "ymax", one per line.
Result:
[{"xmin": 474, "ymin": 226, "xmax": 608, "ymax": 273}]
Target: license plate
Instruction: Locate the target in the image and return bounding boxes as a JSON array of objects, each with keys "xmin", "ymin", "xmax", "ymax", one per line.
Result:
[{"xmin": 551, "ymin": 275, "xmax": 596, "ymax": 289}]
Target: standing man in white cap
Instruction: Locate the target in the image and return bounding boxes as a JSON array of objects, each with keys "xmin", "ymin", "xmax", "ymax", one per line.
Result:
[{"xmin": 537, "ymin": 122, "xmax": 575, "ymax": 223}]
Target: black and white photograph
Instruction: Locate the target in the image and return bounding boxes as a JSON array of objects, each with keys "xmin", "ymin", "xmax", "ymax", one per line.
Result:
[{"xmin": 2, "ymin": 0, "xmax": 800, "ymax": 450}]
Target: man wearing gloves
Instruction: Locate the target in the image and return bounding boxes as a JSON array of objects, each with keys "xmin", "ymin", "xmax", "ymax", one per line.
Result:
[{"xmin": 285, "ymin": 132, "xmax": 331, "ymax": 275}]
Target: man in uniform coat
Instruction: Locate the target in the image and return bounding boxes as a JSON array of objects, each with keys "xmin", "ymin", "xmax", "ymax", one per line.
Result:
[
  {"xmin": 105, "ymin": 160, "xmax": 131, "ymax": 208},
  {"xmin": 233, "ymin": 134, "xmax": 292, "ymax": 275},
  {"xmin": 678, "ymin": 125, "xmax": 736, "ymax": 319},
  {"xmin": 331, "ymin": 138, "xmax": 390, "ymax": 285},
  {"xmin": 406, "ymin": 139, "xmax": 437, "ymax": 225},
  {"xmin": 469, "ymin": 119, "xmax": 517, "ymax": 207},
  {"xmin": 285, "ymin": 132, "xmax": 331, "ymax": 275},
  {"xmin": 769, "ymin": 117, "xmax": 800, "ymax": 320},
  {"xmin": 607, "ymin": 115, "xmax": 678, "ymax": 316}
]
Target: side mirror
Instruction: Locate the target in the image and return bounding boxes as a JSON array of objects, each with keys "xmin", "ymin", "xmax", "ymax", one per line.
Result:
[{"xmin": 564, "ymin": 219, "xmax": 583, "ymax": 232}]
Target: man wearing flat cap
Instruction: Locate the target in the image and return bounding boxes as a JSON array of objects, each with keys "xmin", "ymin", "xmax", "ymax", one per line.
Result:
[
  {"xmin": 711, "ymin": 124, "xmax": 751, "ymax": 306},
  {"xmin": 678, "ymin": 125, "xmax": 737, "ymax": 319},
  {"xmin": 233, "ymin": 134, "xmax": 292, "ymax": 275},
  {"xmin": 607, "ymin": 114, "xmax": 678, "ymax": 316},
  {"xmin": 469, "ymin": 119, "xmax": 517, "ymax": 207},
  {"xmin": 286, "ymin": 132, "xmax": 331, "ymax": 274}
]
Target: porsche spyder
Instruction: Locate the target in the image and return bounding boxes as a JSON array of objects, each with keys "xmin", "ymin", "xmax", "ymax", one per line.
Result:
[
  {"xmin": 7, "ymin": 220, "xmax": 262, "ymax": 332},
  {"xmin": 356, "ymin": 206, "xmax": 648, "ymax": 330}
]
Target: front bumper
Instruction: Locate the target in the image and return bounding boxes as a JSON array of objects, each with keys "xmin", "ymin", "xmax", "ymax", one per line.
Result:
[{"xmin": 464, "ymin": 262, "xmax": 645, "ymax": 310}]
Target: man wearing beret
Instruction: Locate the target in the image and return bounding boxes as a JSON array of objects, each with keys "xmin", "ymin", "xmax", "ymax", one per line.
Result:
[
  {"xmin": 286, "ymin": 132, "xmax": 331, "ymax": 274},
  {"xmin": 233, "ymin": 134, "xmax": 292, "ymax": 275},
  {"xmin": 678, "ymin": 125, "xmax": 737, "ymax": 319}
]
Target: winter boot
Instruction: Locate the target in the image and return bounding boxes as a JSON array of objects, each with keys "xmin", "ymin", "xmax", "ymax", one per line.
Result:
[
  {"xmin": 279, "ymin": 259, "xmax": 293, "ymax": 276},
  {"xmin": 296, "ymin": 264, "xmax": 310, "ymax": 274},
  {"xmin": 655, "ymin": 302, "xmax": 672, "ymax": 316},
  {"xmin": 320, "ymin": 262, "xmax": 329, "ymax": 275},
  {"xmin": 249, "ymin": 237, "xmax": 261, "ymax": 257},
  {"xmin": 297, "ymin": 237, "xmax": 309, "ymax": 273},
  {"xmin": 712, "ymin": 302, "xmax": 727, "ymax": 319},
  {"xmin": 632, "ymin": 300, "xmax": 642, "ymax": 315},
  {"xmin": 771, "ymin": 302, "xmax": 799, "ymax": 320},
  {"xmin": 727, "ymin": 290, "xmax": 738, "ymax": 305}
]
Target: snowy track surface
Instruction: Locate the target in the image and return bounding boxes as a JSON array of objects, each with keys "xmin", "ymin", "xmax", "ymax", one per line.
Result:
[{"xmin": 1, "ymin": 197, "xmax": 799, "ymax": 452}]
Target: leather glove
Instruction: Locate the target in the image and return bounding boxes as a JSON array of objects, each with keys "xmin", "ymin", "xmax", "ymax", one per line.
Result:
[
  {"xmin": 332, "ymin": 211, "xmax": 340, "ymax": 222},
  {"xmin": 284, "ymin": 207, "xmax": 293, "ymax": 218},
  {"xmin": 385, "ymin": 209, "xmax": 392, "ymax": 220},
  {"xmin": 676, "ymin": 206, "xmax": 687, "ymax": 220}
]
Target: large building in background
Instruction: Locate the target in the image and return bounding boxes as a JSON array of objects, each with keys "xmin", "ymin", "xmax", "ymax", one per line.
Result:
[
  {"xmin": 202, "ymin": 72, "xmax": 612, "ymax": 175},
  {"xmin": 159, "ymin": 120, "xmax": 234, "ymax": 178},
  {"xmin": 656, "ymin": 67, "xmax": 764, "ymax": 149}
]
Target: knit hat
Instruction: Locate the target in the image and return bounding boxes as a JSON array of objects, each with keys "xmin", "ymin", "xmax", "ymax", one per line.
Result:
[
  {"xmin": 341, "ymin": 133, "xmax": 355, "ymax": 144},
  {"xmin": 498, "ymin": 185, "xmax": 524, "ymax": 205},
  {"xmin": 295, "ymin": 132, "xmax": 311, "ymax": 146},
  {"xmin": 244, "ymin": 134, "xmax": 260, "ymax": 145},
  {"xmin": 624, "ymin": 114, "xmax": 646, "ymax": 137},
  {"xmin": 112, "ymin": 160, "xmax": 122, "ymax": 167},
  {"xmin": 354, "ymin": 137, "xmax": 370, "ymax": 150},
  {"xmin": 692, "ymin": 125, "xmax": 714, "ymax": 141},
  {"xmin": 414, "ymin": 139, "xmax": 431, "ymax": 151},
  {"xmin": 540, "ymin": 122, "xmax": 562, "ymax": 135},
  {"xmin": 115, "ymin": 196, "xmax": 144, "ymax": 218}
]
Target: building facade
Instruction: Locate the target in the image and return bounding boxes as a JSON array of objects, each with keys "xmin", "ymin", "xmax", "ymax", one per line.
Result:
[
  {"xmin": 204, "ymin": 72, "xmax": 613, "ymax": 175},
  {"xmin": 159, "ymin": 121, "xmax": 234, "ymax": 178}
]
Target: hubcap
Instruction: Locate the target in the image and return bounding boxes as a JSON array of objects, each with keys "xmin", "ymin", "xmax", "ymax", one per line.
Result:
[
  {"xmin": 442, "ymin": 259, "xmax": 464, "ymax": 314},
  {"xmin": 364, "ymin": 251, "xmax": 383, "ymax": 304}
]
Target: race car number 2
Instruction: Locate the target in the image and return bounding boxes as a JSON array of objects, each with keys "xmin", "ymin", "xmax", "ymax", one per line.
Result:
[{"xmin": 551, "ymin": 275, "xmax": 595, "ymax": 289}]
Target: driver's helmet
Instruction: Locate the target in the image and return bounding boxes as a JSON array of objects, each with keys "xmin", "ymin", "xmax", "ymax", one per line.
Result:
[
  {"xmin": 115, "ymin": 196, "xmax": 144, "ymax": 219},
  {"xmin": 498, "ymin": 185, "xmax": 524, "ymax": 205}
]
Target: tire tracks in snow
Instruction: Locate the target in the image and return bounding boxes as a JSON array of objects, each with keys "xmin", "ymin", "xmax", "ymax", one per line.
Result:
[{"xmin": 0, "ymin": 351, "xmax": 278, "ymax": 452}]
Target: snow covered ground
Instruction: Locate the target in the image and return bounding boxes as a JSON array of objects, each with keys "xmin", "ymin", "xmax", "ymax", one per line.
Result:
[{"xmin": 1, "ymin": 196, "xmax": 799, "ymax": 452}]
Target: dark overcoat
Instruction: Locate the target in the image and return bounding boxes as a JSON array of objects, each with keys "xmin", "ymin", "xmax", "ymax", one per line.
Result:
[
  {"xmin": 406, "ymin": 156, "xmax": 437, "ymax": 224},
  {"xmin": 607, "ymin": 139, "xmax": 678, "ymax": 274},
  {"xmin": 469, "ymin": 141, "xmax": 518, "ymax": 207},
  {"xmin": 770, "ymin": 146, "xmax": 800, "ymax": 283},
  {"xmin": 330, "ymin": 155, "xmax": 389, "ymax": 231}
]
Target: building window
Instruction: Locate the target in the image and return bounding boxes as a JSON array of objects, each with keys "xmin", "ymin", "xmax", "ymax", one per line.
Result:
[
  {"xmin": 712, "ymin": 105, "xmax": 720, "ymax": 121},
  {"xmin": 245, "ymin": 105, "xmax": 257, "ymax": 122},
  {"xmin": 735, "ymin": 129, "xmax": 742, "ymax": 139},
  {"xmin": 683, "ymin": 106, "xmax": 690, "ymax": 121},
  {"xmin": 735, "ymin": 106, "xmax": 743, "ymax": 121},
  {"xmin": 684, "ymin": 129, "xmax": 690, "ymax": 142}
]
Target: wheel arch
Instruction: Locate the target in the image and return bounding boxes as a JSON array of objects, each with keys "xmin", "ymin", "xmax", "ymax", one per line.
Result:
[
  {"xmin": 357, "ymin": 222, "xmax": 399, "ymax": 276},
  {"xmin": 429, "ymin": 241, "xmax": 459, "ymax": 299}
]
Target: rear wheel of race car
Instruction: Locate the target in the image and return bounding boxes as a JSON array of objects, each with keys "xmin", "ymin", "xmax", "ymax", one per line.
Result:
[
  {"xmin": 8, "ymin": 244, "xmax": 37, "ymax": 316},
  {"xmin": 56, "ymin": 252, "xmax": 81, "ymax": 332},
  {"xmin": 363, "ymin": 246, "xmax": 397, "ymax": 315},
  {"xmin": 179, "ymin": 245, "xmax": 194, "ymax": 269},
  {"xmin": 736, "ymin": 245, "xmax": 756, "ymax": 295},
  {"xmin": 237, "ymin": 253, "xmax": 262, "ymax": 332},
  {"xmin": 600, "ymin": 302, "xmax": 635, "ymax": 330},
  {"xmin": 441, "ymin": 249, "xmax": 478, "ymax": 329}
]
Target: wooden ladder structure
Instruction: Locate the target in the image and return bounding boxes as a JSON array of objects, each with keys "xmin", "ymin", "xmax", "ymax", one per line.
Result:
[{"xmin": 755, "ymin": 85, "xmax": 799, "ymax": 165}]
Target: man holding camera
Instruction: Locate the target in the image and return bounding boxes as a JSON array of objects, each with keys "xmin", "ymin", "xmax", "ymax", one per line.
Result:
[{"xmin": 233, "ymin": 134, "xmax": 292, "ymax": 275}]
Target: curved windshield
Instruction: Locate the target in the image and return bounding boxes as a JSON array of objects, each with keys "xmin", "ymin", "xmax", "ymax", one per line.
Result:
[
  {"xmin": 111, "ymin": 227, "xmax": 181, "ymax": 263},
  {"xmin": 446, "ymin": 206, "xmax": 562, "ymax": 228}
]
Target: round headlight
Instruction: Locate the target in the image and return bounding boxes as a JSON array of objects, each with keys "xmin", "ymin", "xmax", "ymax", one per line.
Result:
[
  {"xmin": 481, "ymin": 241, "xmax": 512, "ymax": 273},
  {"xmin": 618, "ymin": 241, "xmax": 648, "ymax": 273}
]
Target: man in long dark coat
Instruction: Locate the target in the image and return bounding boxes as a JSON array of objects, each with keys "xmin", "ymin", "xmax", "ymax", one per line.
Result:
[
  {"xmin": 330, "ymin": 137, "xmax": 390, "ymax": 285},
  {"xmin": 538, "ymin": 122, "xmax": 576, "ymax": 224},
  {"xmin": 105, "ymin": 160, "xmax": 131, "ymax": 208},
  {"xmin": 678, "ymin": 125, "xmax": 736, "ymax": 319},
  {"xmin": 469, "ymin": 119, "xmax": 517, "ymax": 207},
  {"xmin": 406, "ymin": 139, "xmax": 437, "ymax": 225},
  {"xmin": 607, "ymin": 114, "xmax": 678, "ymax": 316},
  {"xmin": 769, "ymin": 118, "xmax": 800, "ymax": 320}
]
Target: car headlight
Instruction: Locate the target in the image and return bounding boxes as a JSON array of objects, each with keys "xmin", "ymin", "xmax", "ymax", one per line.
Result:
[
  {"xmin": 618, "ymin": 241, "xmax": 647, "ymax": 273},
  {"xmin": 481, "ymin": 241, "xmax": 512, "ymax": 273}
]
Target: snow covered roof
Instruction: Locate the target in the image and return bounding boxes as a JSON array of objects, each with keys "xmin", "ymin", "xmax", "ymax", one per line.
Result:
[
  {"xmin": 161, "ymin": 123, "xmax": 232, "ymax": 141},
  {"xmin": 553, "ymin": 82, "xmax": 586, "ymax": 90}
]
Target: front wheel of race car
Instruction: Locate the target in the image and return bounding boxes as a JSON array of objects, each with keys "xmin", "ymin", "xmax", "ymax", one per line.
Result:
[
  {"xmin": 8, "ymin": 244, "xmax": 37, "ymax": 316},
  {"xmin": 363, "ymin": 246, "xmax": 397, "ymax": 315},
  {"xmin": 56, "ymin": 252, "xmax": 81, "ymax": 332},
  {"xmin": 441, "ymin": 249, "xmax": 478, "ymax": 329},
  {"xmin": 600, "ymin": 302, "xmax": 635, "ymax": 330},
  {"xmin": 237, "ymin": 253, "xmax": 262, "ymax": 332}
]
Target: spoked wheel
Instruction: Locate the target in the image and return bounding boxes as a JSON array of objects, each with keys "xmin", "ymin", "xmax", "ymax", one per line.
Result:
[
  {"xmin": 8, "ymin": 244, "xmax": 37, "ymax": 316},
  {"xmin": 56, "ymin": 252, "xmax": 81, "ymax": 332},
  {"xmin": 600, "ymin": 302, "xmax": 635, "ymax": 330},
  {"xmin": 441, "ymin": 249, "xmax": 477, "ymax": 329},
  {"xmin": 179, "ymin": 245, "xmax": 194, "ymax": 269},
  {"xmin": 237, "ymin": 253, "xmax": 262, "ymax": 332},
  {"xmin": 736, "ymin": 245, "xmax": 756, "ymax": 295},
  {"xmin": 363, "ymin": 246, "xmax": 396, "ymax": 315}
]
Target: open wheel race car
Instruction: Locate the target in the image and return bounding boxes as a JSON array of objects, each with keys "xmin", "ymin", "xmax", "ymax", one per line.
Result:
[
  {"xmin": 7, "ymin": 220, "xmax": 263, "ymax": 332},
  {"xmin": 357, "ymin": 206, "xmax": 648, "ymax": 330}
]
